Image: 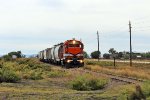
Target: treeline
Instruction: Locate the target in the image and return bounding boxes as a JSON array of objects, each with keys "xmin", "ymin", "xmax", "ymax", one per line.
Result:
[
  {"xmin": 1, "ymin": 50, "xmax": 150, "ymax": 61},
  {"xmin": 0, "ymin": 51, "xmax": 25, "ymax": 61},
  {"xmin": 84, "ymin": 48, "xmax": 150, "ymax": 59}
]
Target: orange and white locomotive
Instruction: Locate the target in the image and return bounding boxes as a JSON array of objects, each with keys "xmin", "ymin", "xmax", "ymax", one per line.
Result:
[{"xmin": 39, "ymin": 39, "xmax": 84, "ymax": 68}]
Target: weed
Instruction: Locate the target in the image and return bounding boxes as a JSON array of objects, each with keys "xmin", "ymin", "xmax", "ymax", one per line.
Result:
[
  {"xmin": 141, "ymin": 81, "xmax": 150, "ymax": 98},
  {"xmin": 70, "ymin": 74, "xmax": 108, "ymax": 91},
  {"xmin": 29, "ymin": 71, "xmax": 43, "ymax": 80},
  {"xmin": 0, "ymin": 68, "xmax": 20, "ymax": 83}
]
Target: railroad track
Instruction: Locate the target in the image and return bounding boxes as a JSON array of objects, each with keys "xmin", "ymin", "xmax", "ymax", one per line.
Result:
[{"xmin": 67, "ymin": 68, "xmax": 145, "ymax": 84}]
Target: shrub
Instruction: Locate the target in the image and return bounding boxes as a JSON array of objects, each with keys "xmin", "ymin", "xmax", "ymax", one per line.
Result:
[
  {"xmin": 0, "ymin": 68, "xmax": 20, "ymax": 83},
  {"xmin": 70, "ymin": 74, "xmax": 108, "ymax": 91},
  {"xmin": 142, "ymin": 81, "xmax": 150, "ymax": 98},
  {"xmin": 0, "ymin": 62, "xmax": 3, "ymax": 68},
  {"xmin": 16, "ymin": 58, "xmax": 51, "ymax": 70},
  {"xmin": 0, "ymin": 58, "xmax": 51, "ymax": 81},
  {"xmin": 29, "ymin": 71, "xmax": 43, "ymax": 80},
  {"xmin": 127, "ymin": 83, "xmax": 150, "ymax": 100}
]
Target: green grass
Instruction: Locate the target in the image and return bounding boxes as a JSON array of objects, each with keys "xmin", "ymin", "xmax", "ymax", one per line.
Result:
[
  {"xmin": 141, "ymin": 81, "xmax": 150, "ymax": 99},
  {"xmin": 0, "ymin": 58, "xmax": 51, "ymax": 82},
  {"xmin": 0, "ymin": 68, "xmax": 20, "ymax": 83},
  {"xmin": 69, "ymin": 74, "xmax": 108, "ymax": 91}
]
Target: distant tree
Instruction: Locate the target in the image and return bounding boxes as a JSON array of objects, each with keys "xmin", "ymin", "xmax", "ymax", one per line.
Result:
[
  {"xmin": 108, "ymin": 48, "xmax": 117, "ymax": 54},
  {"xmin": 8, "ymin": 51, "xmax": 22, "ymax": 58},
  {"xmin": 103, "ymin": 53, "xmax": 110, "ymax": 59},
  {"xmin": 2, "ymin": 55, "xmax": 12, "ymax": 61},
  {"xmin": 91, "ymin": 51, "xmax": 101, "ymax": 59},
  {"xmin": 124, "ymin": 54, "xmax": 130, "ymax": 59},
  {"xmin": 141, "ymin": 52, "xmax": 150, "ymax": 59},
  {"xmin": 2, "ymin": 51, "xmax": 23, "ymax": 61},
  {"xmin": 118, "ymin": 52, "xmax": 123, "ymax": 59},
  {"xmin": 83, "ymin": 51, "xmax": 89, "ymax": 58}
]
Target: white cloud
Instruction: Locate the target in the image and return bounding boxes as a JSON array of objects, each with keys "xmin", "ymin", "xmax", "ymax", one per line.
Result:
[{"xmin": 0, "ymin": 0, "xmax": 150, "ymax": 55}]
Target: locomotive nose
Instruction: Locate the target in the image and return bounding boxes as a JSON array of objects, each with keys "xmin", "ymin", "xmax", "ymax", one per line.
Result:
[{"xmin": 72, "ymin": 57, "xmax": 78, "ymax": 65}]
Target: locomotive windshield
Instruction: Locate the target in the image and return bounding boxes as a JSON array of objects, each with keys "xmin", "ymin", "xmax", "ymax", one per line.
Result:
[{"xmin": 68, "ymin": 40, "xmax": 83, "ymax": 48}]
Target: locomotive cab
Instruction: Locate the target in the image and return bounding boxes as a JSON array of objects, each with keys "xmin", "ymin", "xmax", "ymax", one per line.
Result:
[{"xmin": 63, "ymin": 39, "xmax": 84, "ymax": 67}]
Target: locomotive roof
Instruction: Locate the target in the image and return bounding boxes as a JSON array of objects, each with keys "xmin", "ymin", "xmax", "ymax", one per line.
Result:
[{"xmin": 64, "ymin": 39, "xmax": 83, "ymax": 45}]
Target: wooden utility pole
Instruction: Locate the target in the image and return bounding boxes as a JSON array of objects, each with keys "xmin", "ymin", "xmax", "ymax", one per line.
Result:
[
  {"xmin": 129, "ymin": 21, "xmax": 132, "ymax": 66},
  {"xmin": 97, "ymin": 31, "xmax": 100, "ymax": 61}
]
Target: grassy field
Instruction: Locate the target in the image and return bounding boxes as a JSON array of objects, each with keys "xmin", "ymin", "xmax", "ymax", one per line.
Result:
[
  {"xmin": 85, "ymin": 59, "xmax": 150, "ymax": 80},
  {"xmin": 0, "ymin": 58, "xmax": 150, "ymax": 100}
]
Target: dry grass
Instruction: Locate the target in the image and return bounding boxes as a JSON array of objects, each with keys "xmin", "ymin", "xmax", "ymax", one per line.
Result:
[
  {"xmin": 84, "ymin": 60, "xmax": 150, "ymax": 80},
  {"xmin": 85, "ymin": 65, "xmax": 150, "ymax": 79}
]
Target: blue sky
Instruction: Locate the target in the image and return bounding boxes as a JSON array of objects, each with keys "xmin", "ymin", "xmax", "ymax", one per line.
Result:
[{"xmin": 0, "ymin": 0, "xmax": 150, "ymax": 55}]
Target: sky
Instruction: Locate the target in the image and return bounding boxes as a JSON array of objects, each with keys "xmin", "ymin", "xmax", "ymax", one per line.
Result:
[{"xmin": 0, "ymin": 0, "xmax": 150, "ymax": 55}]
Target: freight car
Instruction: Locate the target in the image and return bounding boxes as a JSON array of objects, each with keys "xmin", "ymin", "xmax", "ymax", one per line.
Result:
[{"xmin": 38, "ymin": 39, "xmax": 84, "ymax": 68}]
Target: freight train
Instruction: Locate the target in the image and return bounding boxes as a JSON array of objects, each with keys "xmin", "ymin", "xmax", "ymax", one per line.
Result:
[{"xmin": 38, "ymin": 39, "xmax": 84, "ymax": 68}]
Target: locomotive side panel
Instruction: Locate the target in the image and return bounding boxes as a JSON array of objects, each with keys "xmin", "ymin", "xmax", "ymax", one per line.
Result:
[{"xmin": 47, "ymin": 48, "xmax": 52, "ymax": 61}]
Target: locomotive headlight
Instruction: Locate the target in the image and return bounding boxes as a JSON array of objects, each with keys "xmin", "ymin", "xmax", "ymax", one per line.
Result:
[
  {"xmin": 67, "ymin": 60, "xmax": 71, "ymax": 63},
  {"xmin": 80, "ymin": 60, "xmax": 83, "ymax": 63},
  {"xmin": 73, "ymin": 40, "xmax": 76, "ymax": 44}
]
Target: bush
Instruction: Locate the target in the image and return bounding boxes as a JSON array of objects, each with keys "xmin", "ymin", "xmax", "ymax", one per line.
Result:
[
  {"xmin": 127, "ymin": 83, "xmax": 150, "ymax": 100},
  {"xmin": 16, "ymin": 58, "xmax": 51, "ymax": 70},
  {"xmin": 142, "ymin": 81, "xmax": 150, "ymax": 98},
  {"xmin": 70, "ymin": 74, "xmax": 108, "ymax": 91},
  {"xmin": 29, "ymin": 71, "xmax": 43, "ymax": 80},
  {"xmin": 0, "ymin": 58, "xmax": 51, "ymax": 81},
  {"xmin": 0, "ymin": 69, "xmax": 20, "ymax": 83}
]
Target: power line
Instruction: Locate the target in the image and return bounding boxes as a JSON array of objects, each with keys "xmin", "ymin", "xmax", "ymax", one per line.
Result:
[
  {"xmin": 133, "ymin": 25, "xmax": 150, "ymax": 29},
  {"xmin": 133, "ymin": 20, "xmax": 150, "ymax": 25},
  {"xmin": 133, "ymin": 29, "xmax": 150, "ymax": 32},
  {"xmin": 132, "ymin": 16, "xmax": 150, "ymax": 24},
  {"xmin": 104, "ymin": 25, "xmax": 128, "ymax": 34}
]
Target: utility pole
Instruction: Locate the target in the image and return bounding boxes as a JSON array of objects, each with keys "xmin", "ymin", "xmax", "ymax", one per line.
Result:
[
  {"xmin": 129, "ymin": 21, "xmax": 132, "ymax": 66},
  {"xmin": 97, "ymin": 31, "xmax": 100, "ymax": 61}
]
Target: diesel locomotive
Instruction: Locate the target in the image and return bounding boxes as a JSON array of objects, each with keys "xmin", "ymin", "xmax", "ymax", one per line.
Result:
[{"xmin": 38, "ymin": 39, "xmax": 84, "ymax": 68}]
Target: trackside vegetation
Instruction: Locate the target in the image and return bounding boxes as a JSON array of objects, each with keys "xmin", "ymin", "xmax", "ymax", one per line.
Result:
[
  {"xmin": 0, "ymin": 58, "xmax": 51, "ymax": 82},
  {"xmin": 85, "ymin": 59, "xmax": 150, "ymax": 80},
  {"xmin": 69, "ymin": 74, "xmax": 108, "ymax": 91},
  {"xmin": 0, "ymin": 58, "xmax": 150, "ymax": 99}
]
